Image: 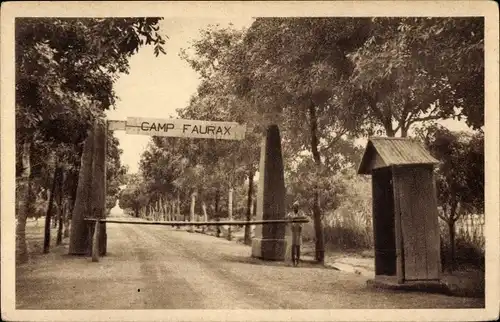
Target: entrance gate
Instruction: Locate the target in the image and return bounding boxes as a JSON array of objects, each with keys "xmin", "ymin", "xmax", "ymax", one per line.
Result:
[{"xmin": 69, "ymin": 117, "xmax": 308, "ymax": 262}]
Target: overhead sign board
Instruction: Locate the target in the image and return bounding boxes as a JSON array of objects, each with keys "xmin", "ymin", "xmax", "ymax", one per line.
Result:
[{"xmin": 125, "ymin": 117, "xmax": 246, "ymax": 141}]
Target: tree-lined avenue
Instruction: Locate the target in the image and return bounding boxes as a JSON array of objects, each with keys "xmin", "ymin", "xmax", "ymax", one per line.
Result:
[{"xmin": 16, "ymin": 215, "xmax": 484, "ymax": 309}]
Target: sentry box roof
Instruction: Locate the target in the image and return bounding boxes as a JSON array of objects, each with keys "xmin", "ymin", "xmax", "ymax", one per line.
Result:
[{"xmin": 357, "ymin": 137, "xmax": 439, "ymax": 175}]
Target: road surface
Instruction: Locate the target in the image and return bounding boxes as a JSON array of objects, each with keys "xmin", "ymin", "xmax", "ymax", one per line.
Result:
[{"xmin": 16, "ymin": 218, "xmax": 484, "ymax": 309}]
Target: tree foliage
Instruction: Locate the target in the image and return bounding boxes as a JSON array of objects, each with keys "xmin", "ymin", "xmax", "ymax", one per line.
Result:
[
  {"xmin": 15, "ymin": 17, "xmax": 166, "ymax": 262},
  {"xmin": 423, "ymin": 125, "xmax": 484, "ymax": 217},
  {"xmin": 115, "ymin": 17, "xmax": 483, "ymax": 263},
  {"xmin": 119, "ymin": 174, "xmax": 150, "ymax": 217},
  {"xmin": 346, "ymin": 17, "xmax": 483, "ymax": 136},
  {"xmin": 420, "ymin": 124, "xmax": 484, "ymax": 269}
]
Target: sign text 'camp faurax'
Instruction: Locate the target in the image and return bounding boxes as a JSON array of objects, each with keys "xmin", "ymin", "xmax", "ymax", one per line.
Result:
[{"xmin": 125, "ymin": 117, "xmax": 246, "ymax": 141}]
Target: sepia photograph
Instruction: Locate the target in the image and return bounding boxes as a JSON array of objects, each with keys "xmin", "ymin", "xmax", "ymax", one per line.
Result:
[{"xmin": 1, "ymin": 1, "xmax": 499, "ymax": 321}]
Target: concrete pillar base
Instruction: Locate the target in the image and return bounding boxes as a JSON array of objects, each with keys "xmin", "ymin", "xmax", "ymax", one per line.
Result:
[{"xmin": 251, "ymin": 238, "xmax": 287, "ymax": 261}]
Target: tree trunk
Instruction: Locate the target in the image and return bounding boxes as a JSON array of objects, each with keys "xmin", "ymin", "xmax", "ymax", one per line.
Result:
[
  {"xmin": 176, "ymin": 195, "xmax": 181, "ymax": 228},
  {"xmin": 52, "ymin": 210, "xmax": 58, "ymax": 228},
  {"xmin": 244, "ymin": 170, "xmax": 254, "ymax": 245},
  {"xmin": 56, "ymin": 169, "xmax": 65, "ymax": 245},
  {"xmin": 400, "ymin": 126, "xmax": 408, "ymax": 138},
  {"xmin": 312, "ymin": 191, "xmax": 324, "ymax": 263},
  {"xmin": 62, "ymin": 167, "xmax": 78, "ymax": 239},
  {"xmin": 201, "ymin": 202, "xmax": 208, "ymax": 233},
  {"xmin": 56, "ymin": 203, "xmax": 64, "ymax": 245},
  {"xmin": 214, "ymin": 189, "xmax": 220, "ymax": 219},
  {"xmin": 227, "ymin": 187, "xmax": 233, "ymax": 240},
  {"xmin": 444, "ymin": 201, "xmax": 459, "ymax": 272},
  {"xmin": 69, "ymin": 127, "xmax": 95, "ymax": 255},
  {"xmin": 189, "ymin": 192, "xmax": 196, "ymax": 232},
  {"xmin": 168, "ymin": 203, "xmax": 171, "ymax": 222},
  {"xmin": 385, "ymin": 126, "xmax": 396, "ymax": 137},
  {"xmin": 43, "ymin": 167, "xmax": 57, "ymax": 253},
  {"xmin": 308, "ymin": 102, "xmax": 325, "ymax": 264},
  {"xmin": 63, "ymin": 198, "xmax": 71, "ymax": 238},
  {"xmin": 165, "ymin": 200, "xmax": 170, "ymax": 221},
  {"xmin": 448, "ymin": 219, "xmax": 456, "ymax": 272},
  {"xmin": 176, "ymin": 194, "xmax": 181, "ymax": 219},
  {"xmin": 215, "ymin": 190, "xmax": 221, "ymax": 237},
  {"xmin": 169, "ymin": 200, "xmax": 173, "ymax": 221},
  {"xmin": 62, "ymin": 166, "xmax": 77, "ymax": 239},
  {"xmin": 16, "ymin": 139, "xmax": 32, "ymax": 263},
  {"xmin": 159, "ymin": 198, "xmax": 164, "ymax": 221}
]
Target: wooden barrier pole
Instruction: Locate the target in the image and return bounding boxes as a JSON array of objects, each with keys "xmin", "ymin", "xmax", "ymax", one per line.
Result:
[
  {"xmin": 92, "ymin": 220, "xmax": 100, "ymax": 262},
  {"xmin": 84, "ymin": 217, "xmax": 309, "ymax": 226}
]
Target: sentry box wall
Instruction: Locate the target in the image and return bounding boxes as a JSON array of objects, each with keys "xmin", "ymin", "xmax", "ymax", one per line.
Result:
[{"xmin": 358, "ymin": 137, "xmax": 441, "ymax": 284}]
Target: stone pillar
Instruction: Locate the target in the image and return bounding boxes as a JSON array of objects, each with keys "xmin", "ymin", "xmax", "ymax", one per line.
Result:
[
  {"xmin": 91, "ymin": 121, "xmax": 107, "ymax": 256},
  {"xmin": 69, "ymin": 125, "xmax": 95, "ymax": 255},
  {"xmin": 251, "ymin": 124, "xmax": 287, "ymax": 260}
]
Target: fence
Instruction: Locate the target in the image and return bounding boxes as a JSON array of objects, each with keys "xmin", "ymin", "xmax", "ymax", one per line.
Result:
[{"xmin": 454, "ymin": 213, "xmax": 485, "ymax": 245}]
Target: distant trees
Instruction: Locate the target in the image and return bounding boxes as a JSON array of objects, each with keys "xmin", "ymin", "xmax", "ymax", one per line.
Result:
[
  {"xmin": 106, "ymin": 135, "xmax": 128, "ymax": 212},
  {"xmin": 119, "ymin": 174, "xmax": 150, "ymax": 218},
  {"xmin": 125, "ymin": 17, "xmax": 483, "ymax": 263}
]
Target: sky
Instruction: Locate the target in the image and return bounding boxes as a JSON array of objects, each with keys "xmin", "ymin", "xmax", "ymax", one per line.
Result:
[{"xmin": 107, "ymin": 17, "xmax": 473, "ymax": 174}]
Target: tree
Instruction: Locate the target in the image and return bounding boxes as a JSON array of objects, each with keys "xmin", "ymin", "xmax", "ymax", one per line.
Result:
[
  {"xmin": 15, "ymin": 17, "xmax": 166, "ymax": 262},
  {"xmin": 346, "ymin": 17, "xmax": 484, "ymax": 137},
  {"xmin": 421, "ymin": 124, "xmax": 484, "ymax": 270},
  {"xmin": 396, "ymin": 18, "xmax": 484, "ymax": 130},
  {"xmin": 181, "ymin": 26, "xmax": 261, "ymax": 240},
  {"xmin": 179, "ymin": 19, "xmax": 371, "ymax": 262},
  {"xmin": 119, "ymin": 174, "xmax": 150, "ymax": 218},
  {"xmin": 229, "ymin": 18, "xmax": 371, "ymax": 262},
  {"xmin": 106, "ymin": 132, "xmax": 128, "ymax": 212}
]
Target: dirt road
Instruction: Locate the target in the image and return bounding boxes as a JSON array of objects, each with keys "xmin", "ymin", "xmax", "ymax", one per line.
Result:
[{"xmin": 16, "ymin": 219, "xmax": 484, "ymax": 309}]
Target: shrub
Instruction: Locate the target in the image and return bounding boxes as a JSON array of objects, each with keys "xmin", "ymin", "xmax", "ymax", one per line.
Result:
[{"xmin": 439, "ymin": 216, "xmax": 485, "ymax": 271}]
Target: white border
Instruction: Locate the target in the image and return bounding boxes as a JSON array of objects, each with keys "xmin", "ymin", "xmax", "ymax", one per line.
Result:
[{"xmin": 1, "ymin": 1, "xmax": 499, "ymax": 321}]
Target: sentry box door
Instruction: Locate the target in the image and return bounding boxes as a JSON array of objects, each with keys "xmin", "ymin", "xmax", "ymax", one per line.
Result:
[{"xmin": 394, "ymin": 166, "xmax": 441, "ymax": 281}]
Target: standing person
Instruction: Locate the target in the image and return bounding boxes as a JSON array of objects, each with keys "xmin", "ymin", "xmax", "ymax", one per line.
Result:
[{"xmin": 287, "ymin": 201, "xmax": 304, "ymax": 267}]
